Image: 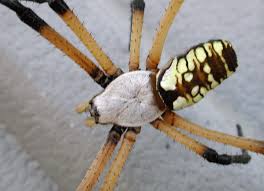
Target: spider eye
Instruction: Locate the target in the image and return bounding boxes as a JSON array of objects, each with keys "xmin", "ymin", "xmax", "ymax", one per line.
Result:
[{"xmin": 156, "ymin": 39, "xmax": 238, "ymax": 110}]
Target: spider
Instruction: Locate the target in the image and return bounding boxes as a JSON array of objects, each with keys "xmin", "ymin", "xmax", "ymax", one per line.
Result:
[{"xmin": 1, "ymin": 0, "xmax": 263, "ymax": 190}]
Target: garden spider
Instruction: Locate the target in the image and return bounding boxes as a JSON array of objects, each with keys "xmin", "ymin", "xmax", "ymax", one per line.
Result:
[{"xmin": 1, "ymin": 0, "xmax": 264, "ymax": 191}]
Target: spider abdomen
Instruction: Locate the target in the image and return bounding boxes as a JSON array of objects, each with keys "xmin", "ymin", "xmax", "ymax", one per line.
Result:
[{"xmin": 157, "ymin": 40, "xmax": 238, "ymax": 110}]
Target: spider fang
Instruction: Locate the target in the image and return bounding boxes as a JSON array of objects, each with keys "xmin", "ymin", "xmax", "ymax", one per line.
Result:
[
  {"xmin": 85, "ymin": 117, "xmax": 96, "ymax": 128},
  {"xmin": 75, "ymin": 101, "xmax": 91, "ymax": 113}
]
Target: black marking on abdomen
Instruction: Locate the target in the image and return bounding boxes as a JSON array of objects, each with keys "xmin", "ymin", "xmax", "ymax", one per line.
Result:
[
  {"xmin": 157, "ymin": 39, "xmax": 238, "ymax": 110},
  {"xmin": 206, "ymin": 40, "xmax": 228, "ymax": 83},
  {"xmin": 221, "ymin": 41, "xmax": 238, "ymax": 72}
]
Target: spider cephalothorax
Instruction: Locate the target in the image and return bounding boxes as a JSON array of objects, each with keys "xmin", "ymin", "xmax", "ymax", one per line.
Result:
[
  {"xmin": 88, "ymin": 70, "xmax": 166, "ymax": 127},
  {"xmin": 1, "ymin": 0, "xmax": 263, "ymax": 191}
]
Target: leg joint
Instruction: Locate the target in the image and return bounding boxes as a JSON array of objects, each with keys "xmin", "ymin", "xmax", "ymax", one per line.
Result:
[{"xmin": 203, "ymin": 148, "xmax": 232, "ymax": 165}]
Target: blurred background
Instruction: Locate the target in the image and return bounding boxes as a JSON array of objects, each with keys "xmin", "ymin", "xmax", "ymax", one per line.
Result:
[{"xmin": 0, "ymin": 0, "xmax": 264, "ymax": 190}]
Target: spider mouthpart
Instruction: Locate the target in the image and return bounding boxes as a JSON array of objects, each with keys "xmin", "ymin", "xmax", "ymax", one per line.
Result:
[
  {"xmin": 75, "ymin": 101, "xmax": 91, "ymax": 113},
  {"xmin": 76, "ymin": 100, "xmax": 99, "ymax": 127},
  {"xmin": 85, "ymin": 117, "xmax": 96, "ymax": 128}
]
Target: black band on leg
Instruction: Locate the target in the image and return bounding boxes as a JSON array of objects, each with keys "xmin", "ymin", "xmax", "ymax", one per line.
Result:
[
  {"xmin": 129, "ymin": 0, "xmax": 145, "ymax": 51},
  {"xmin": 21, "ymin": 0, "xmax": 48, "ymax": 3},
  {"xmin": 131, "ymin": 0, "xmax": 145, "ymax": 11},
  {"xmin": 203, "ymin": 148, "xmax": 232, "ymax": 165},
  {"xmin": 0, "ymin": 0, "xmax": 47, "ymax": 31},
  {"xmin": 109, "ymin": 126, "xmax": 140, "ymax": 144},
  {"xmin": 18, "ymin": 7, "xmax": 47, "ymax": 32},
  {"xmin": 203, "ymin": 148, "xmax": 251, "ymax": 165},
  {"xmin": 49, "ymin": 0, "xmax": 69, "ymax": 15},
  {"xmin": 0, "ymin": 0, "xmax": 21, "ymax": 12},
  {"xmin": 129, "ymin": 127, "xmax": 141, "ymax": 134},
  {"xmin": 0, "ymin": 0, "xmax": 111, "ymax": 88},
  {"xmin": 203, "ymin": 124, "xmax": 251, "ymax": 165},
  {"xmin": 91, "ymin": 68, "xmax": 112, "ymax": 88},
  {"xmin": 108, "ymin": 125, "xmax": 126, "ymax": 144}
]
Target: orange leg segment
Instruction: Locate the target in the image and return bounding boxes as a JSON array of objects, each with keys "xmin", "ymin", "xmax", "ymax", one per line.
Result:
[
  {"xmin": 49, "ymin": 0, "xmax": 123, "ymax": 78},
  {"xmin": 152, "ymin": 119, "xmax": 251, "ymax": 165},
  {"xmin": 100, "ymin": 128, "xmax": 140, "ymax": 191},
  {"xmin": 129, "ymin": 0, "xmax": 145, "ymax": 71},
  {"xmin": 76, "ymin": 126, "xmax": 125, "ymax": 191},
  {"xmin": 0, "ymin": 0, "xmax": 110, "ymax": 87},
  {"xmin": 162, "ymin": 111, "xmax": 264, "ymax": 154},
  {"xmin": 146, "ymin": 0, "xmax": 184, "ymax": 71}
]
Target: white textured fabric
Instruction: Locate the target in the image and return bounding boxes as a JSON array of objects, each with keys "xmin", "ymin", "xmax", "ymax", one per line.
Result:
[
  {"xmin": 0, "ymin": 0, "xmax": 263, "ymax": 191},
  {"xmin": 0, "ymin": 125, "xmax": 58, "ymax": 191}
]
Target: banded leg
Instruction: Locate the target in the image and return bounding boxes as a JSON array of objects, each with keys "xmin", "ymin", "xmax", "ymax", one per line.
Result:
[
  {"xmin": 152, "ymin": 120, "xmax": 251, "ymax": 165},
  {"xmin": 21, "ymin": 0, "xmax": 123, "ymax": 78},
  {"xmin": 0, "ymin": 0, "xmax": 110, "ymax": 87},
  {"xmin": 146, "ymin": 0, "xmax": 184, "ymax": 71},
  {"xmin": 98, "ymin": 1, "xmax": 145, "ymax": 189},
  {"xmin": 48, "ymin": 0, "xmax": 122, "ymax": 78},
  {"xmin": 76, "ymin": 126, "xmax": 125, "ymax": 191},
  {"xmin": 129, "ymin": 0, "xmax": 145, "ymax": 71},
  {"xmin": 162, "ymin": 111, "xmax": 264, "ymax": 154},
  {"xmin": 100, "ymin": 128, "xmax": 140, "ymax": 191}
]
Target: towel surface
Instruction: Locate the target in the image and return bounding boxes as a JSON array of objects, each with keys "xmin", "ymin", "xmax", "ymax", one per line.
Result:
[{"xmin": 0, "ymin": 0, "xmax": 263, "ymax": 191}]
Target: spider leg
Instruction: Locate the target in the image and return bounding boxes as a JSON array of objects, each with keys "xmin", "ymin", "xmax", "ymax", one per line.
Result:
[
  {"xmin": 48, "ymin": 0, "xmax": 123, "ymax": 78},
  {"xmin": 100, "ymin": 127, "xmax": 140, "ymax": 191},
  {"xmin": 236, "ymin": 124, "xmax": 252, "ymax": 159},
  {"xmin": 152, "ymin": 120, "xmax": 251, "ymax": 165},
  {"xmin": 76, "ymin": 126, "xmax": 126, "ymax": 191},
  {"xmin": 21, "ymin": 0, "xmax": 123, "ymax": 78},
  {"xmin": 20, "ymin": 0, "xmax": 47, "ymax": 3},
  {"xmin": 98, "ymin": 2, "xmax": 146, "ymax": 189},
  {"xmin": 129, "ymin": 0, "xmax": 145, "ymax": 71},
  {"xmin": 0, "ymin": 0, "xmax": 110, "ymax": 88},
  {"xmin": 98, "ymin": 2, "xmax": 145, "ymax": 188},
  {"xmin": 162, "ymin": 111, "xmax": 264, "ymax": 154},
  {"xmin": 146, "ymin": 0, "xmax": 184, "ymax": 72}
]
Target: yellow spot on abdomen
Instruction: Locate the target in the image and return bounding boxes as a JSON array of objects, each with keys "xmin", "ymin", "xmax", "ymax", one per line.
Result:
[
  {"xmin": 203, "ymin": 43, "xmax": 212, "ymax": 57},
  {"xmin": 208, "ymin": 74, "xmax": 219, "ymax": 88},
  {"xmin": 177, "ymin": 58, "xmax": 188, "ymax": 73},
  {"xmin": 186, "ymin": 50, "xmax": 196, "ymax": 71},
  {"xmin": 213, "ymin": 41, "xmax": 224, "ymax": 55},
  {"xmin": 195, "ymin": 47, "xmax": 207, "ymax": 63},
  {"xmin": 200, "ymin": 87, "xmax": 208, "ymax": 96},
  {"xmin": 191, "ymin": 85, "xmax": 199, "ymax": 96},
  {"xmin": 193, "ymin": 94, "xmax": 203, "ymax": 103},
  {"xmin": 203, "ymin": 63, "xmax": 211, "ymax": 74},
  {"xmin": 184, "ymin": 72, "xmax": 193, "ymax": 82},
  {"xmin": 173, "ymin": 96, "xmax": 189, "ymax": 110},
  {"xmin": 160, "ymin": 59, "xmax": 178, "ymax": 91}
]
